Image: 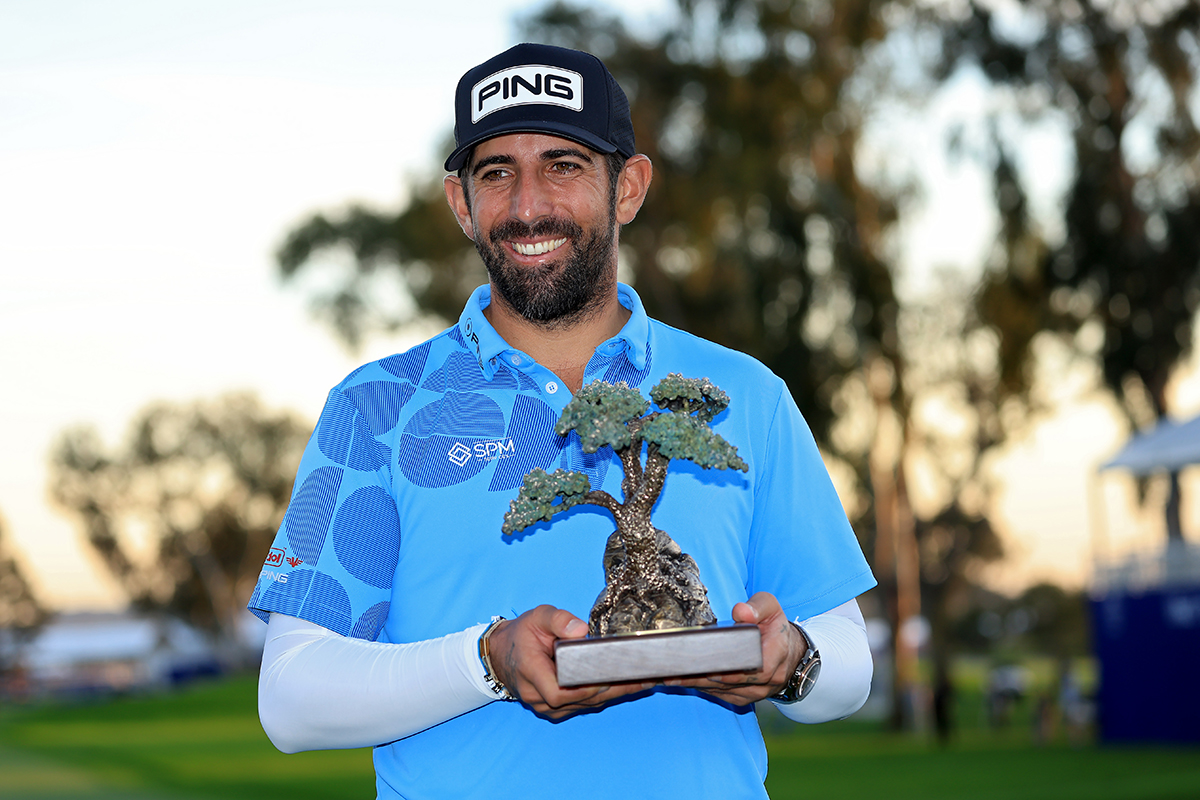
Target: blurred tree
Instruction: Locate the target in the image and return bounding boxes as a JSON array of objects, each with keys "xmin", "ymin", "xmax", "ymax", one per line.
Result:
[
  {"xmin": 936, "ymin": 0, "xmax": 1200, "ymax": 539},
  {"xmin": 1016, "ymin": 582, "xmax": 1090, "ymax": 659},
  {"xmin": 48, "ymin": 394, "xmax": 309, "ymax": 653},
  {"xmin": 0, "ymin": 513, "xmax": 48, "ymax": 676},
  {"xmin": 863, "ymin": 274, "xmax": 1009, "ymax": 721},
  {"xmin": 955, "ymin": 582, "xmax": 1090, "ymax": 660},
  {"xmin": 276, "ymin": 185, "xmax": 482, "ymax": 350}
]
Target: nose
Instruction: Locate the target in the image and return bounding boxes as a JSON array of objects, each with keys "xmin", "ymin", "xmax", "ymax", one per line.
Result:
[{"xmin": 509, "ymin": 170, "xmax": 554, "ymax": 223}]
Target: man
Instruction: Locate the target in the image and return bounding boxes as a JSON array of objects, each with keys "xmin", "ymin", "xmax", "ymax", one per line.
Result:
[{"xmin": 251, "ymin": 43, "xmax": 876, "ymax": 800}]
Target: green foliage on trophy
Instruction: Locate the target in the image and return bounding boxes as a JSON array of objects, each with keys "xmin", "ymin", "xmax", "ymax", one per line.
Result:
[{"xmin": 502, "ymin": 374, "xmax": 748, "ymax": 636}]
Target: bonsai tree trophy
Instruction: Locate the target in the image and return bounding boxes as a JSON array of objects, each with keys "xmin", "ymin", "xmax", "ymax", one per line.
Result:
[{"xmin": 502, "ymin": 374, "xmax": 763, "ymax": 686}]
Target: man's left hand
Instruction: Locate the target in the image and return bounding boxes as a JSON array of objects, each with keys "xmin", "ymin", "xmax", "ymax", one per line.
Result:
[{"xmin": 665, "ymin": 592, "xmax": 805, "ymax": 706}]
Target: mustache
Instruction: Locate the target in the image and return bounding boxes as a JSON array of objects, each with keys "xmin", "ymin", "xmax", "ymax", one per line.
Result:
[{"xmin": 488, "ymin": 217, "xmax": 582, "ymax": 244}]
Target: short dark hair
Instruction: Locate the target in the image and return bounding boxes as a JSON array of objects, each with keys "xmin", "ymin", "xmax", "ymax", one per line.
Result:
[{"xmin": 457, "ymin": 149, "xmax": 628, "ymax": 216}]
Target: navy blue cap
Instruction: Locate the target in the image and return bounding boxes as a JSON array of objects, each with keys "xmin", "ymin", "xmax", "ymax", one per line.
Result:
[{"xmin": 444, "ymin": 43, "xmax": 636, "ymax": 172}]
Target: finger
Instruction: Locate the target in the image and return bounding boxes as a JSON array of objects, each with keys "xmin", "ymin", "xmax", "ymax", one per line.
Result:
[
  {"xmin": 491, "ymin": 612, "xmax": 571, "ymax": 704},
  {"xmin": 671, "ymin": 672, "xmax": 760, "ymax": 689},
  {"xmin": 553, "ymin": 613, "xmax": 589, "ymax": 640},
  {"xmin": 695, "ymin": 678, "xmax": 778, "ymax": 706},
  {"xmin": 731, "ymin": 600, "xmax": 759, "ymax": 625},
  {"xmin": 521, "ymin": 665, "xmax": 592, "ymax": 709},
  {"xmin": 526, "ymin": 664, "xmax": 628, "ymax": 710},
  {"xmin": 663, "ymin": 676, "xmax": 767, "ymax": 705},
  {"xmin": 743, "ymin": 591, "xmax": 784, "ymax": 623},
  {"xmin": 697, "ymin": 688, "xmax": 763, "ymax": 707},
  {"xmin": 533, "ymin": 681, "xmax": 649, "ymax": 718},
  {"xmin": 665, "ymin": 673, "xmax": 748, "ymax": 690},
  {"xmin": 545, "ymin": 676, "xmax": 651, "ymax": 706},
  {"xmin": 536, "ymin": 686, "xmax": 608, "ymax": 712}
]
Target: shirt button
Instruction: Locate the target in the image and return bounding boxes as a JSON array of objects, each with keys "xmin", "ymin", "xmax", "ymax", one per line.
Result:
[
  {"xmin": 511, "ymin": 354, "xmax": 522, "ymax": 365},
  {"xmin": 545, "ymin": 381, "xmax": 559, "ymax": 394}
]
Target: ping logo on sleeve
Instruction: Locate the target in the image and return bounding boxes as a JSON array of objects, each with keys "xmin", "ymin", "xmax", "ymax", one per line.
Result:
[{"xmin": 472, "ymin": 64, "xmax": 583, "ymax": 123}]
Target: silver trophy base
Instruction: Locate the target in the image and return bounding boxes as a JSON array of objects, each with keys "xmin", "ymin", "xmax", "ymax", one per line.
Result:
[{"xmin": 555, "ymin": 622, "xmax": 762, "ymax": 687}]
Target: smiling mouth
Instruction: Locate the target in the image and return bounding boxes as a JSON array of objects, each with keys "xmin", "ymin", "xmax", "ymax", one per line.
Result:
[{"xmin": 511, "ymin": 238, "xmax": 568, "ymax": 256}]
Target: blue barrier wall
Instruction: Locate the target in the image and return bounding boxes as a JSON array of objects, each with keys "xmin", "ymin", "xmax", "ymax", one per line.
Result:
[{"xmin": 1091, "ymin": 586, "xmax": 1200, "ymax": 742}]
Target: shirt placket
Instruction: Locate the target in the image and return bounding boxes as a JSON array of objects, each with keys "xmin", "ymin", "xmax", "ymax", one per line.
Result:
[{"xmin": 499, "ymin": 351, "xmax": 570, "ymax": 412}]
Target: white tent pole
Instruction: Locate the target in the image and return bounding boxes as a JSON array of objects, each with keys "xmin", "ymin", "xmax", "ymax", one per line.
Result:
[{"xmin": 1087, "ymin": 467, "xmax": 1110, "ymax": 587}]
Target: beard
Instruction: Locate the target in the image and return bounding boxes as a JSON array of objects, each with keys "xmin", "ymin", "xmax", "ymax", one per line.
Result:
[{"xmin": 473, "ymin": 212, "xmax": 616, "ymax": 326}]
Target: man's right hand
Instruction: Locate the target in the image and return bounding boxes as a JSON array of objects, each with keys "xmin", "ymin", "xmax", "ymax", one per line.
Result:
[{"xmin": 487, "ymin": 605, "xmax": 651, "ymax": 719}]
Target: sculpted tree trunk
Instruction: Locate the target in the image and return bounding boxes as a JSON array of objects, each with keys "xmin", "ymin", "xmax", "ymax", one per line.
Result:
[{"xmin": 502, "ymin": 375, "xmax": 748, "ymax": 635}]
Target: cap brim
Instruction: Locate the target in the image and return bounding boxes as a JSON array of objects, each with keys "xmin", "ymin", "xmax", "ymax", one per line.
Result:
[{"xmin": 444, "ymin": 120, "xmax": 620, "ymax": 172}]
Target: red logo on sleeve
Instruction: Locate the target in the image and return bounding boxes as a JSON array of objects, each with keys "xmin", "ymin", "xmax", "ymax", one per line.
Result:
[
  {"xmin": 286, "ymin": 556, "xmax": 304, "ymax": 568},
  {"xmin": 265, "ymin": 548, "xmax": 285, "ymax": 567}
]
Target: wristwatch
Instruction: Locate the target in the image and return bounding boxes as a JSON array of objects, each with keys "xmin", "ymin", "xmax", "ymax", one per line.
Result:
[{"xmin": 770, "ymin": 622, "xmax": 821, "ymax": 704}]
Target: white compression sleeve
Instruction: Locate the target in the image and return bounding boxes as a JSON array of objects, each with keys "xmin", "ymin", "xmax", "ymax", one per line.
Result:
[
  {"xmin": 770, "ymin": 598, "xmax": 873, "ymax": 723},
  {"xmin": 258, "ymin": 613, "xmax": 500, "ymax": 753},
  {"xmin": 259, "ymin": 597, "xmax": 873, "ymax": 751}
]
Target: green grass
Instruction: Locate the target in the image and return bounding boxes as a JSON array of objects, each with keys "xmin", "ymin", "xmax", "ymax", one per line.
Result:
[
  {"xmin": 1, "ymin": 675, "xmax": 1197, "ymax": 799},
  {"xmin": 763, "ymin": 719, "xmax": 1200, "ymax": 800},
  {"xmin": 0, "ymin": 677, "xmax": 374, "ymax": 799}
]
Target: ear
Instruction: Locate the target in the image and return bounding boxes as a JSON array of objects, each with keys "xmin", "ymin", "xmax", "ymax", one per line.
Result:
[
  {"xmin": 444, "ymin": 175, "xmax": 476, "ymax": 241},
  {"xmin": 614, "ymin": 155, "xmax": 653, "ymax": 226}
]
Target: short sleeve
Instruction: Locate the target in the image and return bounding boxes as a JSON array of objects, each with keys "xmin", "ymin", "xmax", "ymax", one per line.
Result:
[
  {"xmin": 746, "ymin": 385, "xmax": 876, "ymax": 621},
  {"xmin": 247, "ymin": 387, "xmax": 398, "ymax": 641}
]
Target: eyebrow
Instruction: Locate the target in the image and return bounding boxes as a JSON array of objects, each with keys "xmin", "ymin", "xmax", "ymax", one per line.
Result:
[
  {"xmin": 541, "ymin": 147, "xmax": 594, "ymax": 163},
  {"xmin": 471, "ymin": 154, "xmax": 515, "ymax": 176},
  {"xmin": 470, "ymin": 147, "xmax": 595, "ymax": 177}
]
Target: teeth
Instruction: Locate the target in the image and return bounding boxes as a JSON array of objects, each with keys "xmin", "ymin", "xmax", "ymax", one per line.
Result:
[{"xmin": 513, "ymin": 238, "xmax": 567, "ymax": 256}]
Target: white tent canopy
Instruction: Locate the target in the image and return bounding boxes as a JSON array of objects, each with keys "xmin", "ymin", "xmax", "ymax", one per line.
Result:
[
  {"xmin": 1100, "ymin": 414, "xmax": 1200, "ymax": 475},
  {"xmin": 1093, "ymin": 414, "xmax": 1200, "ymax": 594}
]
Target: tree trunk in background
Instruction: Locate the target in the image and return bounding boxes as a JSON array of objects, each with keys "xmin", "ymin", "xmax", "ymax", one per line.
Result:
[
  {"xmin": 894, "ymin": 465, "xmax": 922, "ymax": 729},
  {"xmin": 868, "ymin": 359, "xmax": 922, "ymax": 730},
  {"xmin": 1166, "ymin": 471, "xmax": 1184, "ymax": 541}
]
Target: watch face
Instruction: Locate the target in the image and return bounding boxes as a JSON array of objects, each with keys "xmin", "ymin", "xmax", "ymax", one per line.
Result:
[
  {"xmin": 797, "ymin": 657, "xmax": 821, "ymax": 701},
  {"xmin": 772, "ymin": 651, "xmax": 820, "ymax": 703}
]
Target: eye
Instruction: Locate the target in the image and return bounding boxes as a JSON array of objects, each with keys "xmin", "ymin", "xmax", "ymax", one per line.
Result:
[
  {"xmin": 479, "ymin": 167, "xmax": 511, "ymax": 182},
  {"xmin": 550, "ymin": 160, "xmax": 583, "ymax": 175}
]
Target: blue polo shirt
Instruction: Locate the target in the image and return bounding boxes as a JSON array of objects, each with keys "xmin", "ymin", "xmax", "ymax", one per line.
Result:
[{"xmin": 249, "ymin": 283, "xmax": 875, "ymax": 800}]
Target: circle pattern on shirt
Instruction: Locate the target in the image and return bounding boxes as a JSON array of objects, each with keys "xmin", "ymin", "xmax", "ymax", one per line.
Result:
[
  {"xmin": 488, "ymin": 394, "xmax": 565, "ymax": 492},
  {"xmin": 344, "ymin": 380, "xmax": 417, "ymax": 436},
  {"xmin": 332, "ymin": 486, "xmax": 401, "ymax": 589},
  {"xmin": 351, "ymin": 601, "xmax": 391, "ymax": 641},
  {"xmin": 424, "ymin": 351, "xmax": 518, "ymax": 393},
  {"xmin": 347, "ymin": 411, "xmax": 393, "ymax": 473},
  {"xmin": 284, "ymin": 466, "xmax": 343, "ymax": 564},
  {"xmin": 316, "ymin": 392, "xmax": 357, "ymax": 465},
  {"xmin": 397, "ymin": 391, "xmax": 506, "ymax": 488},
  {"xmin": 380, "ymin": 341, "xmax": 432, "ymax": 384}
]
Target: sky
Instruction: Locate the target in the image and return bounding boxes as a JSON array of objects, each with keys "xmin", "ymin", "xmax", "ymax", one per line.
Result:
[
  {"xmin": 0, "ymin": 1, "xmax": 1184, "ymax": 612},
  {"xmin": 0, "ymin": 0, "xmax": 673, "ymax": 610}
]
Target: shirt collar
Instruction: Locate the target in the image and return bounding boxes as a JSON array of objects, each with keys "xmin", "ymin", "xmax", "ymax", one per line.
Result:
[
  {"xmin": 457, "ymin": 283, "xmax": 650, "ymax": 380},
  {"xmin": 614, "ymin": 283, "xmax": 649, "ymax": 370}
]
